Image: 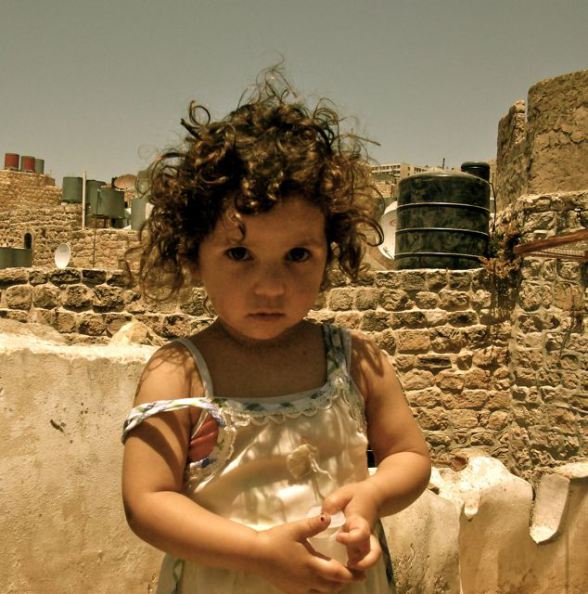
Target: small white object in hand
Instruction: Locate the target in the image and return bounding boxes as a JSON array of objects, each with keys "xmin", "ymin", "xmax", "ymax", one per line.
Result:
[{"xmin": 306, "ymin": 505, "xmax": 348, "ymax": 565}]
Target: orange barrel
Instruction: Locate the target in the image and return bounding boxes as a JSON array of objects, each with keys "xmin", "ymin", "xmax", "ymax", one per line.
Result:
[
  {"xmin": 4, "ymin": 153, "xmax": 19, "ymax": 170},
  {"xmin": 21, "ymin": 156, "xmax": 36, "ymax": 172}
]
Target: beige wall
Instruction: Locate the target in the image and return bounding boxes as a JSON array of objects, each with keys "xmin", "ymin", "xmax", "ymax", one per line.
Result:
[
  {"xmin": 0, "ymin": 334, "xmax": 162, "ymax": 593},
  {"xmin": 1, "ymin": 334, "xmax": 585, "ymax": 593}
]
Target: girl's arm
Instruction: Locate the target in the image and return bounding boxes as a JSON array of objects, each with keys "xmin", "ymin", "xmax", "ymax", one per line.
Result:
[
  {"xmin": 322, "ymin": 331, "xmax": 432, "ymax": 568},
  {"xmin": 122, "ymin": 343, "xmax": 357, "ymax": 592}
]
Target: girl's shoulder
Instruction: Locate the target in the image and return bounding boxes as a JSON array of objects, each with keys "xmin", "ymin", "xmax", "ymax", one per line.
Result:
[
  {"xmin": 340, "ymin": 327, "xmax": 397, "ymax": 403},
  {"xmin": 132, "ymin": 339, "xmax": 206, "ymax": 424}
]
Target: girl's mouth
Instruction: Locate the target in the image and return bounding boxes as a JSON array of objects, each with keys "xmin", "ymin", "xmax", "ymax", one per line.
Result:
[{"xmin": 249, "ymin": 312, "xmax": 285, "ymax": 320}]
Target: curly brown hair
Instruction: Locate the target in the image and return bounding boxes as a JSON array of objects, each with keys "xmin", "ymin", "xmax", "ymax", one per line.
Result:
[{"xmin": 131, "ymin": 68, "xmax": 383, "ymax": 301}]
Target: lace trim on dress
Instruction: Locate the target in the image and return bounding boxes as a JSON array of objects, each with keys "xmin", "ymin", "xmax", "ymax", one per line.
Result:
[{"xmin": 121, "ymin": 325, "xmax": 367, "ymax": 484}]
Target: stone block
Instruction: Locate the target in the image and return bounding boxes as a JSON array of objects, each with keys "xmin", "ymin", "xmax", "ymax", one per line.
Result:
[
  {"xmin": 63, "ymin": 284, "xmax": 94, "ymax": 311},
  {"xmin": 426, "ymin": 270, "xmax": 447, "ymax": 290},
  {"xmin": 374, "ymin": 271, "xmax": 401, "ymax": 288},
  {"xmin": 78, "ymin": 313, "xmax": 106, "ymax": 336},
  {"xmin": 408, "ymin": 387, "xmax": 444, "ymax": 408},
  {"xmin": 49, "ymin": 269, "xmax": 81, "ymax": 285},
  {"xmin": 391, "ymin": 310, "xmax": 427, "ymax": 327},
  {"xmin": 393, "ymin": 354, "xmax": 417, "ymax": 371},
  {"xmin": 373, "ymin": 329, "xmax": 395, "ymax": 354},
  {"xmin": 552, "ymin": 282, "xmax": 583, "ymax": 309},
  {"xmin": 33, "ymin": 284, "xmax": 61, "ymax": 309},
  {"xmin": 414, "ymin": 291, "xmax": 439, "ymax": 309},
  {"xmin": 439, "ymin": 290, "xmax": 469, "ymax": 310},
  {"xmin": 379, "ymin": 289, "xmax": 409, "ymax": 311},
  {"xmin": 418, "ymin": 407, "xmax": 450, "ymax": 431},
  {"xmin": 447, "ymin": 409, "xmax": 479, "ymax": 428},
  {"xmin": 396, "ymin": 270, "xmax": 426, "ymax": 291},
  {"xmin": 354, "ymin": 287, "xmax": 380, "ymax": 310},
  {"xmin": 447, "ymin": 311, "xmax": 478, "ymax": 326},
  {"xmin": 106, "ymin": 270, "xmax": 132, "ymax": 287},
  {"xmin": 402, "ymin": 369, "xmax": 434, "ymax": 391},
  {"xmin": 104, "ymin": 313, "xmax": 133, "ymax": 336},
  {"xmin": 54, "ymin": 310, "xmax": 77, "ymax": 333},
  {"xmin": 430, "ymin": 326, "xmax": 466, "ymax": 353},
  {"xmin": 28, "ymin": 270, "xmax": 48, "ymax": 285},
  {"xmin": 417, "ymin": 354, "xmax": 453, "ymax": 371},
  {"xmin": 179, "ymin": 288, "xmax": 207, "ymax": 316},
  {"xmin": 470, "ymin": 289, "xmax": 492, "ymax": 309},
  {"xmin": 5, "ymin": 285, "xmax": 33, "ymax": 310},
  {"xmin": 359, "ymin": 311, "xmax": 391, "ymax": 332},
  {"xmin": 486, "ymin": 390, "xmax": 512, "ymax": 411},
  {"xmin": 93, "ymin": 285, "xmax": 124, "ymax": 312},
  {"xmin": 333, "ymin": 311, "xmax": 361, "ymax": 329},
  {"xmin": 395, "ymin": 329, "xmax": 431, "ymax": 353},
  {"xmin": 448, "ymin": 271, "xmax": 472, "ymax": 290},
  {"xmin": 462, "ymin": 368, "xmax": 491, "ymax": 389},
  {"xmin": 0, "ymin": 269, "xmax": 28, "ymax": 285},
  {"xmin": 162, "ymin": 314, "xmax": 192, "ymax": 338},
  {"xmin": 327, "ymin": 288, "xmax": 354, "ymax": 311},
  {"xmin": 472, "ymin": 346, "xmax": 509, "ymax": 368},
  {"xmin": 486, "ymin": 410, "xmax": 510, "ymax": 431},
  {"xmin": 1, "ymin": 309, "xmax": 28, "ymax": 323},
  {"xmin": 30, "ymin": 308, "xmax": 56, "ymax": 326},
  {"xmin": 81, "ymin": 269, "xmax": 107, "ymax": 285},
  {"xmin": 424, "ymin": 310, "xmax": 448, "ymax": 326}
]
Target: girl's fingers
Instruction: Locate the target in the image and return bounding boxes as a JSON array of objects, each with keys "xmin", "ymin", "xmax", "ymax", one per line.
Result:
[{"xmin": 347, "ymin": 535, "xmax": 382, "ymax": 570}]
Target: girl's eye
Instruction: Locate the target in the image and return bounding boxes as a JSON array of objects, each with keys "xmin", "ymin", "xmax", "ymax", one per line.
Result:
[
  {"xmin": 225, "ymin": 247, "xmax": 250, "ymax": 261},
  {"xmin": 287, "ymin": 248, "xmax": 310, "ymax": 263}
]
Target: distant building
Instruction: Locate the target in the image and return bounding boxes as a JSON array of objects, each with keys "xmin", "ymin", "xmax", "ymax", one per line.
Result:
[{"xmin": 371, "ymin": 162, "xmax": 430, "ymax": 184}]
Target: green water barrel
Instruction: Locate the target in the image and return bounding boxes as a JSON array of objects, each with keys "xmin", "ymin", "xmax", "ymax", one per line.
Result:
[
  {"xmin": 34, "ymin": 158, "xmax": 45, "ymax": 174},
  {"xmin": 62, "ymin": 177, "xmax": 84, "ymax": 203},
  {"xmin": 93, "ymin": 188, "xmax": 126, "ymax": 219},
  {"xmin": 0, "ymin": 247, "xmax": 33, "ymax": 269},
  {"xmin": 85, "ymin": 179, "xmax": 106, "ymax": 215},
  {"xmin": 130, "ymin": 196, "xmax": 149, "ymax": 230},
  {"xmin": 394, "ymin": 171, "xmax": 490, "ymax": 269}
]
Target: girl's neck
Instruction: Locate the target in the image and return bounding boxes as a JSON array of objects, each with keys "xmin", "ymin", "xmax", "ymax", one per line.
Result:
[
  {"xmin": 193, "ymin": 319, "xmax": 326, "ymax": 399},
  {"xmin": 212, "ymin": 318, "xmax": 307, "ymax": 351}
]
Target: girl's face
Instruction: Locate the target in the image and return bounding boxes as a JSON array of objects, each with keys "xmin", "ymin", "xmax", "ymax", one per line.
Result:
[{"xmin": 196, "ymin": 195, "xmax": 328, "ymax": 343}]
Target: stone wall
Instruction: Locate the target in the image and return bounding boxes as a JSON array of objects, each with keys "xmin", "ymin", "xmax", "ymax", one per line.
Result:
[
  {"xmin": 0, "ymin": 173, "xmax": 585, "ymax": 483},
  {"xmin": 502, "ymin": 190, "xmax": 587, "ymax": 479},
  {"xmin": 0, "ymin": 169, "xmax": 140, "ymax": 269},
  {"xmin": 495, "ymin": 69, "xmax": 588, "ymax": 210}
]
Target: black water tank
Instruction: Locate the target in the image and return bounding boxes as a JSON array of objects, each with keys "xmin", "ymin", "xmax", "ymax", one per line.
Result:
[
  {"xmin": 394, "ymin": 170, "xmax": 490, "ymax": 269},
  {"xmin": 461, "ymin": 161, "xmax": 490, "ymax": 182}
]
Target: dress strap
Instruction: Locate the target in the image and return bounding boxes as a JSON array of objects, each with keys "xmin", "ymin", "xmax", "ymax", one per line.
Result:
[
  {"xmin": 174, "ymin": 337, "xmax": 215, "ymax": 397},
  {"xmin": 323, "ymin": 323, "xmax": 351, "ymax": 375},
  {"xmin": 121, "ymin": 397, "xmax": 224, "ymax": 443}
]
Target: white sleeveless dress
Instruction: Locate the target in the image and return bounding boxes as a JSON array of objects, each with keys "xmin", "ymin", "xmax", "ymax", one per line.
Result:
[{"xmin": 122, "ymin": 324, "xmax": 395, "ymax": 593}]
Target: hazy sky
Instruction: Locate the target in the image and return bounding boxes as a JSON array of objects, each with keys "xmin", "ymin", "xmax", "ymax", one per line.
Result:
[{"xmin": 2, "ymin": 0, "xmax": 587, "ymax": 185}]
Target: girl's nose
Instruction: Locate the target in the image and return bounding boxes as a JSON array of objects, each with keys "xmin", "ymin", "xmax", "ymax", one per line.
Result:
[{"xmin": 252, "ymin": 264, "xmax": 286, "ymax": 298}]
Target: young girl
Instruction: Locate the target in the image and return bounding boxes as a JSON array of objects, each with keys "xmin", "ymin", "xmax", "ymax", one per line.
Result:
[{"xmin": 122, "ymin": 70, "xmax": 431, "ymax": 594}]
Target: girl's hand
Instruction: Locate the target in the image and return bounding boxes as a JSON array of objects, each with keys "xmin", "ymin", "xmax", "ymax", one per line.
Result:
[
  {"xmin": 255, "ymin": 513, "xmax": 359, "ymax": 594},
  {"xmin": 322, "ymin": 482, "xmax": 382, "ymax": 571}
]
